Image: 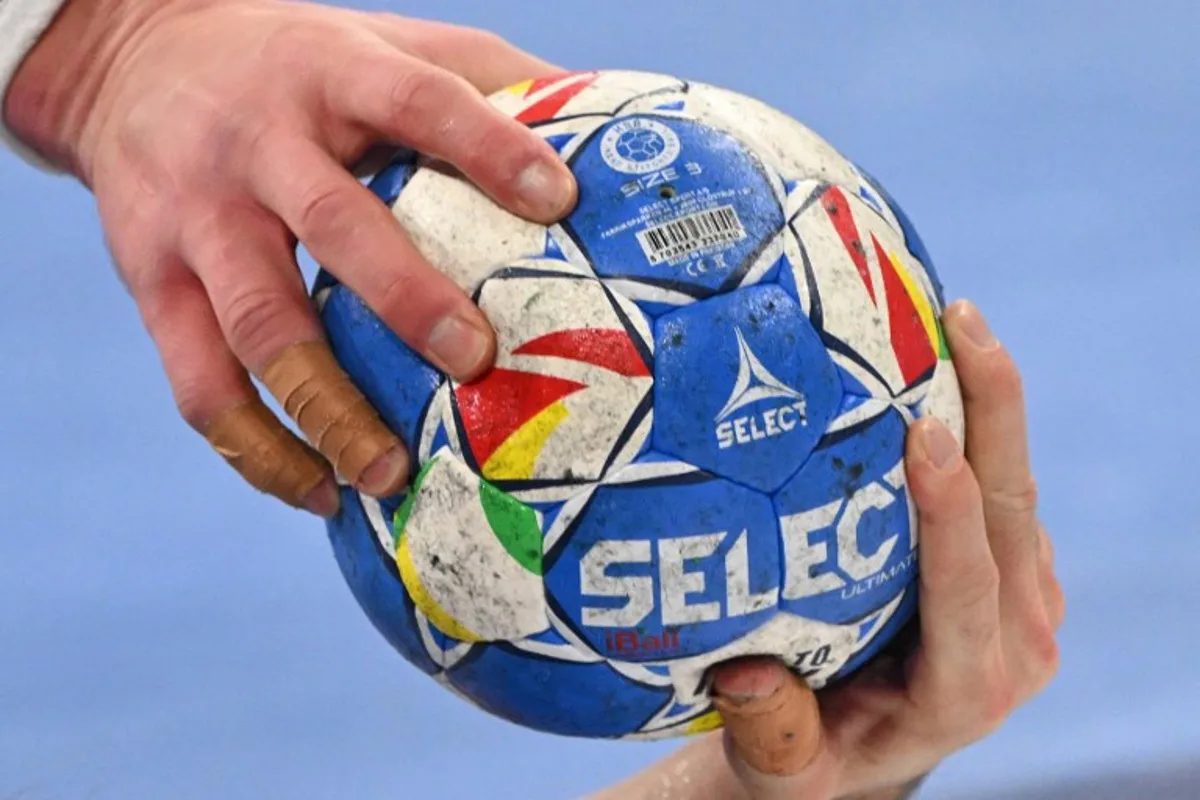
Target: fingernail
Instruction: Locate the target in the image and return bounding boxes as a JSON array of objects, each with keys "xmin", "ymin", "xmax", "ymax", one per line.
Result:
[
  {"xmin": 711, "ymin": 660, "xmax": 786, "ymax": 704},
  {"xmin": 957, "ymin": 301, "xmax": 998, "ymax": 350},
  {"xmin": 712, "ymin": 665, "xmax": 824, "ymax": 778},
  {"xmin": 302, "ymin": 479, "xmax": 341, "ymax": 518},
  {"xmin": 515, "ymin": 158, "xmax": 576, "ymax": 219},
  {"xmin": 357, "ymin": 446, "xmax": 409, "ymax": 496},
  {"xmin": 427, "ymin": 313, "xmax": 492, "ymax": 380},
  {"xmin": 919, "ymin": 419, "xmax": 961, "ymax": 471}
]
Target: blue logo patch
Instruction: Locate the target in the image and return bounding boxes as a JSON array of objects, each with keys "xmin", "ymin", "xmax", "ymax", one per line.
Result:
[
  {"xmin": 563, "ymin": 115, "xmax": 784, "ymax": 302},
  {"xmin": 653, "ymin": 285, "xmax": 841, "ymax": 492},
  {"xmin": 544, "ymin": 468, "xmax": 780, "ymax": 661},
  {"xmin": 773, "ymin": 408, "xmax": 915, "ymax": 624}
]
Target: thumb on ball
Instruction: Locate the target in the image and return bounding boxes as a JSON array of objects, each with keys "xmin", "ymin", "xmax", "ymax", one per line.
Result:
[{"xmin": 711, "ymin": 658, "xmax": 835, "ymax": 798}]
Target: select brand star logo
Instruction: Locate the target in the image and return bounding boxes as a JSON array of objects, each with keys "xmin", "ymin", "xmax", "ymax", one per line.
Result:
[{"xmin": 714, "ymin": 328, "xmax": 808, "ymax": 450}]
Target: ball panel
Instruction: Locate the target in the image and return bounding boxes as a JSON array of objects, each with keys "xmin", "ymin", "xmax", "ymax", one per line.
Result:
[
  {"xmin": 787, "ymin": 180, "xmax": 945, "ymax": 401},
  {"xmin": 389, "ymin": 167, "xmax": 547, "ymax": 296},
  {"xmin": 318, "ymin": 282, "xmax": 443, "ymax": 452},
  {"xmin": 394, "ymin": 450, "xmax": 549, "ymax": 643},
  {"xmin": 543, "ymin": 457, "xmax": 780, "ymax": 663},
  {"xmin": 912, "ymin": 357, "xmax": 966, "ymax": 446},
  {"xmin": 326, "ymin": 488, "xmax": 439, "ymax": 676},
  {"xmin": 679, "ymin": 83, "xmax": 860, "ymax": 186},
  {"xmin": 655, "ymin": 592, "xmax": 912, "ymax": 709},
  {"xmin": 652, "ymin": 284, "xmax": 842, "ymax": 492},
  {"xmin": 366, "ymin": 151, "xmax": 417, "ymax": 206},
  {"xmin": 444, "ymin": 636, "xmax": 675, "ymax": 738},
  {"xmin": 826, "ymin": 586, "xmax": 918, "ymax": 684},
  {"xmin": 445, "ymin": 259, "xmax": 654, "ymax": 503},
  {"xmin": 561, "ymin": 114, "xmax": 786, "ymax": 307},
  {"xmin": 852, "ymin": 165, "xmax": 946, "ymax": 309},
  {"xmin": 489, "ymin": 71, "xmax": 685, "ymax": 124},
  {"xmin": 773, "ymin": 407, "xmax": 917, "ymax": 625}
]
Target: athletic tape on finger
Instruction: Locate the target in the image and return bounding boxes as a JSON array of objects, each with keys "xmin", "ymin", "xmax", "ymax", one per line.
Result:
[
  {"xmin": 205, "ymin": 401, "xmax": 329, "ymax": 506},
  {"xmin": 714, "ymin": 679, "xmax": 824, "ymax": 777},
  {"xmin": 261, "ymin": 340, "xmax": 404, "ymax": 489}
]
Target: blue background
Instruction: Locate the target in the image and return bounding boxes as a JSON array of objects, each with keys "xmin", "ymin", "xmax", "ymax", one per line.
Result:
[{"xmin": 2, "ymin": 1, "xmax": 1197, "ymax": 797}]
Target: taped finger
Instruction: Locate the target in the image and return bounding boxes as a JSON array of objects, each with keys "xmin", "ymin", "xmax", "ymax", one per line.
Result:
[
  {"xmin": 247, "ymin": 134, "xmax": 495, "ymax": 383},
  {"xmin": 712, "ymin": 659, "xmax": 823, "ymax": 776},
  {"xmin": 136, "ymin": 265, "xmax": 338, "ymax": 515},
  {"xmin": 261, "ymin": 341, "xmax": 409, "ymax": 495},
  {"xmin": 181, "ymin": 203, "xmax": 410, "ymax": 498},
  {"xmin": 205, "ymin": 400, "xmax": 335, "ymax": 511}
]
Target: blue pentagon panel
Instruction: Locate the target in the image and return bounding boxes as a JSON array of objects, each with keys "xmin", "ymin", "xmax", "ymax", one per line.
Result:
[
  {"xmin": 774, "ymin": 408, "xmax": 915, "ymax": 624},
  {"xmin": 319, "ymin": 283, "xmax": 443, "ymax": 453},
  {"xmin": 325, "ymin": 487, "xmax": 439, "ymax": 676},
  {"xmin": 544, "ymin": 466, "xmax": 780, "ymax": 662},
  {"xmin": 562, "ymin": 114, "xmax": 785, "ymax": 304},
  {"xmin": 652, "ymin": 285, "xmax": 841, "ymax": 492},
  {"xmin": 445, "ymin": 634, "xmax": 674, "ymax": 738},
  {"xmin": 828, "ymin": 587, "xmax": 918, "ymax": 684}
]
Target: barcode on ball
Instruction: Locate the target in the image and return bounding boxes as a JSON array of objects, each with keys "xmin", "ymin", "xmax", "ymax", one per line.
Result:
[{"xmin": 636, "ymin": 205, "xmax": 747, "ymax": 265}]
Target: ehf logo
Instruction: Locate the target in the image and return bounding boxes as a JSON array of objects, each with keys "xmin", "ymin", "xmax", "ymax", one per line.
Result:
[
  {"xmin": 600, "ymin": 118, "xmax": 682, "ymax": 175},
  {"xmin": 715, "ymin": 328, "xmax": 808, "ymax": 450}
]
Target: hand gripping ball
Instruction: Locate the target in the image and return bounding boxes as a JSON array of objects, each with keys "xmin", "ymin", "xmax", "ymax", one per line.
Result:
[{"xmin": 316, "ymin": 71, "xmax": 964, "ymax": 740}]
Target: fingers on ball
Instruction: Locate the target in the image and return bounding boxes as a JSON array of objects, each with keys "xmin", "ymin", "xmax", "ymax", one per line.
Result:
[
  {"xmin": 369, "ymin": 17, "xmax": 562, "ymax": 95},
  {"xmin": 204, "ymin": 400, "xmax": 337, "ymax": 514},
  {"xmin": 942, "ymin": 300, "xmax": 1058, "ymax": 694},
  {"xmin": 246, "ymin": 134, "xmax": 494, "ymax": 382},
  {"xmin": 178, "ymin": 204, "xmax": 410, "ymax": 497},
  {"xmin": 905, "ymin": 421, "xmax": 1011, "ymax": 729},
  {"xmin": 329, "ymin": 46, "xmax": 574, "ymax": 223},
  {"xmin": 136, "ymin": 269, "xmax": 339, "ymax": 515},
  {"xmin": 261, "ymin": 342, "xmax": 409, "ymax": 496}
]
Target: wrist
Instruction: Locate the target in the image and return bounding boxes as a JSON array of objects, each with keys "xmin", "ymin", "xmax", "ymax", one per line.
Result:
[{"xmin": 5, "ymin": 0, "xmax": 167, "ymax": 177}]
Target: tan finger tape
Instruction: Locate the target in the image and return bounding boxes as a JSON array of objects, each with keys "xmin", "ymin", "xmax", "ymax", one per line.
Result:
[
  {"xmin": 205, "ymin": 401, "xmax": 329, "ymax": 507},
  {"xmin": 261, "ymin": 341, "xmax": 401, "ymax": 487},
  {"xmin": 713, "ymin": 678, "xmax": 824, "ymax": 777}
]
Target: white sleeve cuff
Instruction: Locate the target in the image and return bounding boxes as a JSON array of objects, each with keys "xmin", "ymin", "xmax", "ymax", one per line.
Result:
[{"xmin": 0, "ymin": 0, "xmax": 71, "ymax": 171}]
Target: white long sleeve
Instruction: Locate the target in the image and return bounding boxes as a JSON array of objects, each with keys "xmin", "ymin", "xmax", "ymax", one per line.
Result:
[{"xmin": 0, "ymin": 0, "xmax": 70, "ymax": 170}]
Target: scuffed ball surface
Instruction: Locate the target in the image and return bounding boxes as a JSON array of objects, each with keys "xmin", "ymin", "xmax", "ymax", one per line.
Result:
[{"xmin": 316, "ymin": 71, "xmax": 963, "ymax": 739}]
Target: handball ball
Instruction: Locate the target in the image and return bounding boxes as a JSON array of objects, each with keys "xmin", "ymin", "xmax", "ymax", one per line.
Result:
[{"xmin": 315, "ymin": 70, "xmax": 964, "ymax": 740}]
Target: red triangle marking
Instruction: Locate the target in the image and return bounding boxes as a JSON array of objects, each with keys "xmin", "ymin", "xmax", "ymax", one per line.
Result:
[
  {"xmin": 873, "ymin": 235, "xmax": 937, "ymax": 386},
  {"xmin": 516, "ymin": 74, "xmax": 599, "ymax": 124},
  {"xmin": 513, "ymin": 328, "xmax": 651, "ymax": 378},
  {"xmin": 454, "ymin": 368, "xmax": 585, "ymax": 466},
  {"xmin": 822, "ymin": 186, "xmax": 876, "ymax": 306},
  {"xmin": 524, "ymin": 71, "xmax": 596, "ymax": 97}
]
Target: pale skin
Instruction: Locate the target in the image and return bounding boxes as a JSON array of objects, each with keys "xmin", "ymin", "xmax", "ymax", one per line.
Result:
[{"xmin": 5, "ymin": 1, "xmax": 1063, "ymax": 797}]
